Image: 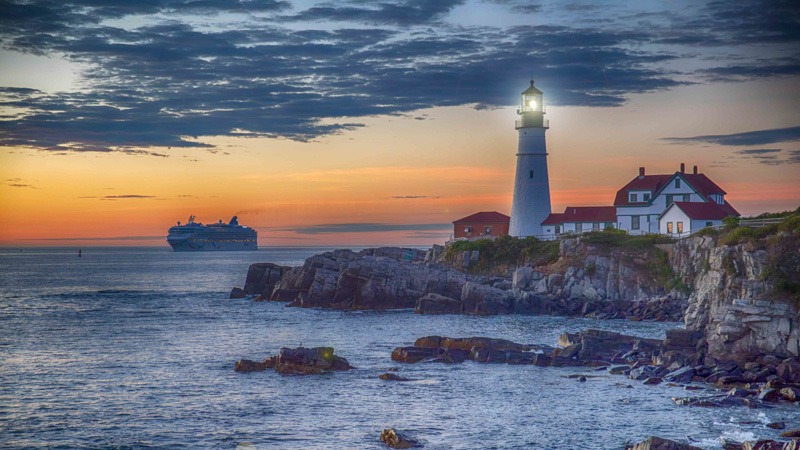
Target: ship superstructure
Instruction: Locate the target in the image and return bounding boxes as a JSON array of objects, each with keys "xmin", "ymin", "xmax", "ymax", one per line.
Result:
[{"xmin": 166, "ymin": 215, "xmax": 257, "ymax": 251}]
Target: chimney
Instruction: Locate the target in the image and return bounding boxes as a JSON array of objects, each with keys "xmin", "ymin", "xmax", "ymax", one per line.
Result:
[
  {"xmin": 639, "ymin": 167, "xmax": 645, "ymax": 178},
  {"xmin": 693, "ymin": 165, "xmax": 698, "ymax": 174},
  {"xmin": 680, "ymin": 163, "xmax": 685, "ymax": 173}
]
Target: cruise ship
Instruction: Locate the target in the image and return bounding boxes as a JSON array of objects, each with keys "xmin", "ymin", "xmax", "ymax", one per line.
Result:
[{"xmin": 166, "ymin": 215, "xmax": 258, "ymax": 251}]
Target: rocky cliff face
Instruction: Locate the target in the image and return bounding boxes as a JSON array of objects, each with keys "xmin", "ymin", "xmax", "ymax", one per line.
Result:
[
  {"xmin": 668, "ymin": 234, "xmax": 800, "ymax": 363},
  {"xmin": 247, "ymin": 247, "xmax": 470, "ymax": 310}
]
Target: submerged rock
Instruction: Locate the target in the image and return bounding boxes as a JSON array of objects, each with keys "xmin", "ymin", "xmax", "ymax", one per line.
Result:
[
  {"xmin": 233, "ymin": 357, "xmax": 275, "ymax": 373},
  {"xmin": 379, "ymin": 373, "xmax": 411, "ymax": 382},
  {"xmin": 380, "ymin": 428, "xmax": 421, "ymax": 449},
  {"xmin": 229, "ymin": 287, "xmax": 247, "ymax": 299}
]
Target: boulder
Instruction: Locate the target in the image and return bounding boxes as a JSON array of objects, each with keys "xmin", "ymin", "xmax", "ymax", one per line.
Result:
[
  {"xmin": 780, "ymin": 386, "xmax": 800, "ymax": 401},
  {"xmin": 780, "ymin": 430, "xmax": 800, "ymax": 438},
  {"xmin": 391, "ymin": 346, "xmax": 437, "ymax": 363},
  {"xmin": 379, "ymin": 373, "xmax": 411, "ymax": 381},
  {"xmin": 767, "ymin": 422, "xmax": 786, "ymax": 430},
  {"xmin": 461, "ymin": 282, "xmax": 514, "ymax": 315},
  {"xmin": 233, "ymin": 357, "xmax": 275, "ymax": 373},
  {"xmin": 242, "ymin": 263, "xmax": 289, "ymax": 296},
  {"xmin": 380, "ymin": 428, "xmax": 421, "ymax": 449},
  {"xmin": 643, "ymin": 377, "xmax": 663, "ymax": 385},
  {"xmin": 665, "ymin": 367, "xmax": 695, "ymax": 383},
  {"xmin": 414, "ymin": 293, "xmax": 462, "ymax": 314},
  {"xmin": 251, "ymin": 346, "xmax": 353, "ymax": 375},
  {"xmin": 627, "ymin": 436, "xmax": 702, "ymax": 450}
]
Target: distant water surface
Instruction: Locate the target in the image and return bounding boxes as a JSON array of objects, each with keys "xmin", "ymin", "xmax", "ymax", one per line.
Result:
[{"xmin": 0, "ymin": 247, "xmax": 792, "ymax": 449}]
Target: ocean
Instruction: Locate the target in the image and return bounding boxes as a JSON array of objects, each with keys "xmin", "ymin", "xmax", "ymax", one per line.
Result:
[{"xmin": 0, "ymin": 247, "xmax": 791, "ymax": 449}]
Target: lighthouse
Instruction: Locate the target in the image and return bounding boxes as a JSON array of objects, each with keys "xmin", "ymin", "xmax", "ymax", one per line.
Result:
[{"xmin": 509, "ymin": 80, "xmax": 552, "ymax": 238}]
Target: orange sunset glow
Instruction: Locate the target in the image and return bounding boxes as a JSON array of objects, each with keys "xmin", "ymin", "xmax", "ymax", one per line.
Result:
[{"xmin": 1, "ymin": 2, "xmax": 799, "ymax": 247}]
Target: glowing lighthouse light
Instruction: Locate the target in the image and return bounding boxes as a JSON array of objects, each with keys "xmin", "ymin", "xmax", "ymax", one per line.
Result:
[{"xmin": 528, "ymin": 99, "xmax": 537, "ymax": 110}]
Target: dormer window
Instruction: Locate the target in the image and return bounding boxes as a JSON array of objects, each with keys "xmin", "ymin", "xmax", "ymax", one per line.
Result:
[
  {"xmin": 629, "ymin": 193, "xmax": 638, "ymax": 202},
  {"xmin": 643, "ymin": 193, "xmax": 651, "ymax": 201}
]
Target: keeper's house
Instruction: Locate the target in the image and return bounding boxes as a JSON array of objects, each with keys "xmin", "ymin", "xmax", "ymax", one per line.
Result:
[
  {"xmin": 537, "ymin": 163, "xmax": 738, "ymax": 239},
  {"xmin": 541, "ymin": 206, "xmax": 617, "ymax": 236},
  {"xmin": 614, "ymin": 163, "xmax": 738, "ymax": 235},
  {"xmin": 453, "ymin": 211, "xmax": 510, "ymax": 239}
]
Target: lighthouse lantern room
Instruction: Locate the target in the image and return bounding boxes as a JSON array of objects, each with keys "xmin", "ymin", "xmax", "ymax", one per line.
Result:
[{"xmin": 509, "ymin": 80, "xmax": 552, "ymax": 238}]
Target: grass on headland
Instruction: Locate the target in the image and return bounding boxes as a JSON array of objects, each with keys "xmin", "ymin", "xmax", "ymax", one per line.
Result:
[
  {"xmin": 443, "ymin": 235, "xmax": 559, "ymax": 270},
  {"xmin": 718, "ymin": 207, "xmax": 800, "ymax": 246}
]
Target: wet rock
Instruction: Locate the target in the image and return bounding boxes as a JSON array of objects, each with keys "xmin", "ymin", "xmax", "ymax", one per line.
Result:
[
  {"xmin": 414, "ymin": 293, "xmax": 462, "ymax": 314},
  {"xmin": 469, "ymin": 347, "xmax": 508, "ymax": 363},
  {"xmin": 767, "ymin": 422, "xmax": 786, "ymax": 430},
  {"xmin": 742, "ymin": 440, "xmax": 790, "ymax": 450},
  {"xmin": 274, "ymin": 347, "xmax": 353, "ymax": 375},
  {"xmin": 413, "ymin": 336, "xmax": 531, "ymax": 352},
  {"xmin": 379, "ymin": 373, "xmax": 411, "ymax": 381},
  {"xmin": 780, "ymin": 430, "xmax": 800, "ymax": 438},
  {"xmin": 391, "ymin": 347, "xmax": 437, "ymax": 363},
  {"xmin": 577, "ymin": 376, "xmax": 587, "ymax": 382},
  {"xmin": 626, "ymin": 436, "xmax": 702, "ymax": 450},
  {"xmin": 532, "ymin": 354, "xmax": 553, "ymax": 367},
  {"xmin": 757, "ymin": 388, "xmax": 782, "ymax": 402},
  {"xmin": 664, "ymin": 367, "xmax": 695, "ymax": 383},
  {"xmin": 380, "ymin": 428, "xmax": 421, "ymax": 449},
  {"xmin": 608, "ymin": 365, "xmax": 630, "ymax": 375},
  {"xmin": 233, "ymin": 357, "xmax": 275, "ymax": 373},
  {"xmin": 560, "ymin": 329, "xmax": 660, "ymax": 362},
  {"xmin": 643, "ymin": 377, "xmax": 663, "ymax": 385},
  {"xmin": 780, "ymin": 386, "xmax": 800, "ymax": 401},
  {"xmin": 229, "ymin": 287, "xmax": 247, "ymax": 299}
]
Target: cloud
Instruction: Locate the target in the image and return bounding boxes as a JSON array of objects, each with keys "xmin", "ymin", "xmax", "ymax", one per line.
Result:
[
  {"xmin": 735, "ymin": 148, "xmax": 782, "ymax": 155},
  {"xmin": 80, "ymin": 194, "xmax": 156, "ymax": 199},
  {"xmin": 21, "ymin": 235, "xmax": 163, "ymax": 241},
  {"xmin": 391, "ymin": 195, "xmax": 441, "ymax": 199},
  {"xmin": 290, "ymin": 223, "xmax": 451, "ymax": 234},
  {"xmin": 2, "ymin": 177, "xmax": 36, "ymax": 188},
  {"xmin": 662, "ymin": 126, "xmax": 800, "ymax": 146},
  {"xmin": 0, "ymin": 0, "xmax": 797, "ymax": 153}
]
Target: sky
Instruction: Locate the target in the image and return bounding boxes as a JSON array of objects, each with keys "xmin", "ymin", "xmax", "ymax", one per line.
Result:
[{"xmin": 0, "ymin": 0, "xmax": 798, "ymax": 247}]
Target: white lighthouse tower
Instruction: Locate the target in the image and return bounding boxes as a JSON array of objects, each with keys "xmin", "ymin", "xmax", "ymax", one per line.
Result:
[{"xmin": 509, "ymin": 80, "xmax": 552, "ymax": 238}]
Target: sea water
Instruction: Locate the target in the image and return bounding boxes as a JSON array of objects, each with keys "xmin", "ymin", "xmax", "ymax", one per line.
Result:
[{"xmin": 0, "ymin": 247, "xmax": 794, "ymax": 449}]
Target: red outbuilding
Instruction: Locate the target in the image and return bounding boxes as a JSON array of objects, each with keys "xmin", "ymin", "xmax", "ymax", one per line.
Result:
[{"xmin": 453, "ymin": 211, "xmax": 510, "ymax": 239}]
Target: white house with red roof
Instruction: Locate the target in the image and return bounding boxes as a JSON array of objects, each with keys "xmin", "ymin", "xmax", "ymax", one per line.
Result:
[
  {"xmin": 537, "ymin": 163, "xmax": 738, "ymax": 239},
  {"xmin": 541, "ymin": 206, "xmax": 617, "ymax": 237},
  {"xmin": 614, "ymin": 164, "xmax": 738, "ymax": 235},
  {"xmin": 659, "ymin": 201, "xmax": 735, "ymax": 236}
]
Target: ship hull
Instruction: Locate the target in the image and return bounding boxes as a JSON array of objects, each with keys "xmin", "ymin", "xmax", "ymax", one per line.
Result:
[{"xmin": 167, "ymin": 239, "xmax": 257, "ymax": 251}]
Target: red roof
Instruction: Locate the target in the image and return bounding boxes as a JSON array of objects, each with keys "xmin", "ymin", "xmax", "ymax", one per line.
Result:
[
  {"xmin": 541, "ymin": 206, "xmax": 616, "ymax": 225},
  {"xmin": 666, "ymin": 201, "xmax": 737, "ymax": 220},
  {"xmin": 453, "ymin": 211, "xmax": 510, "ymax": 224},
  {"xmin": 614, "ymin": 171, "xmax": 729, "ymax": 207}
]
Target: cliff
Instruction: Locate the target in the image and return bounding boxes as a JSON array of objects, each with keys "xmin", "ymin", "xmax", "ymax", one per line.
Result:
[{"xmin": 668, "ymin": 214, "xmax": 800, "ymax": 363}]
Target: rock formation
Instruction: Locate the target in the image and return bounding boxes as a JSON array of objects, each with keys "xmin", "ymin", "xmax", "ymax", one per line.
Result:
[{"xmin": 234, "ymin": 346, "xmax": 352, "ymax": 375}]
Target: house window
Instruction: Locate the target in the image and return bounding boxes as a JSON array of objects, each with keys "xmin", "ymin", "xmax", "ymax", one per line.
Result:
[
  {"xmin": 667, "ymin": 222, "xmax": 673, "ymax": 233},
  {"xmin": 592, "ymin": 223, "xmax": 600, "ymax": 231},
  {"xmin": 555, "ymin": 225, "xmax": 561, "ymax": 234},
  {"xmin": 631, "ymin": 216, "xmax": 640, "ymax": 230},
  {"xmin": 529, "ymin": 170, "xmax": 535, "ymax": 179},
  {"xmin": 643, "ymin": 193, "xmax": 651, "ymax": 201},
  {"xmin": 484, "ymin": 226, "xmax": 492, "ymax": 235},
  {"xmin": 705, "ymin": 221, "xmax": 712, "ymax": 227},
  {"xmin": 604, "ymin": 222, "xmax": 613, "ymax": 229},
  {"xmin": 683, "ymin": 194, "xmax": 690, "ymax": 202},
  {"xmin": 675, "ymin": 179, "xmax": 681, "ymax": 188},
  {"xmin": 677, "ymin": 221, "xmax": 683, "ymax": 234},
  {"xmin": 464, "ymin": 226, "xmax": 472, "ymax": 235},
  {"xmin": 576, "ymin": 223, "xmax": 582, "ymax": 232},
  {"xmin": 666, "ymin": 194, "xmax": 674, "ymax": 205},
  {"xmin": 629, "ymin": 193, "xmax": 638, "ymax": 202}
]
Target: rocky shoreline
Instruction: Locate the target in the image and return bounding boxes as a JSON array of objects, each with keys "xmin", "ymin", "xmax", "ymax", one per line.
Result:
[{"xmin": 230, "ymin": 226, "xmax": 799, "ymax": 448}]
